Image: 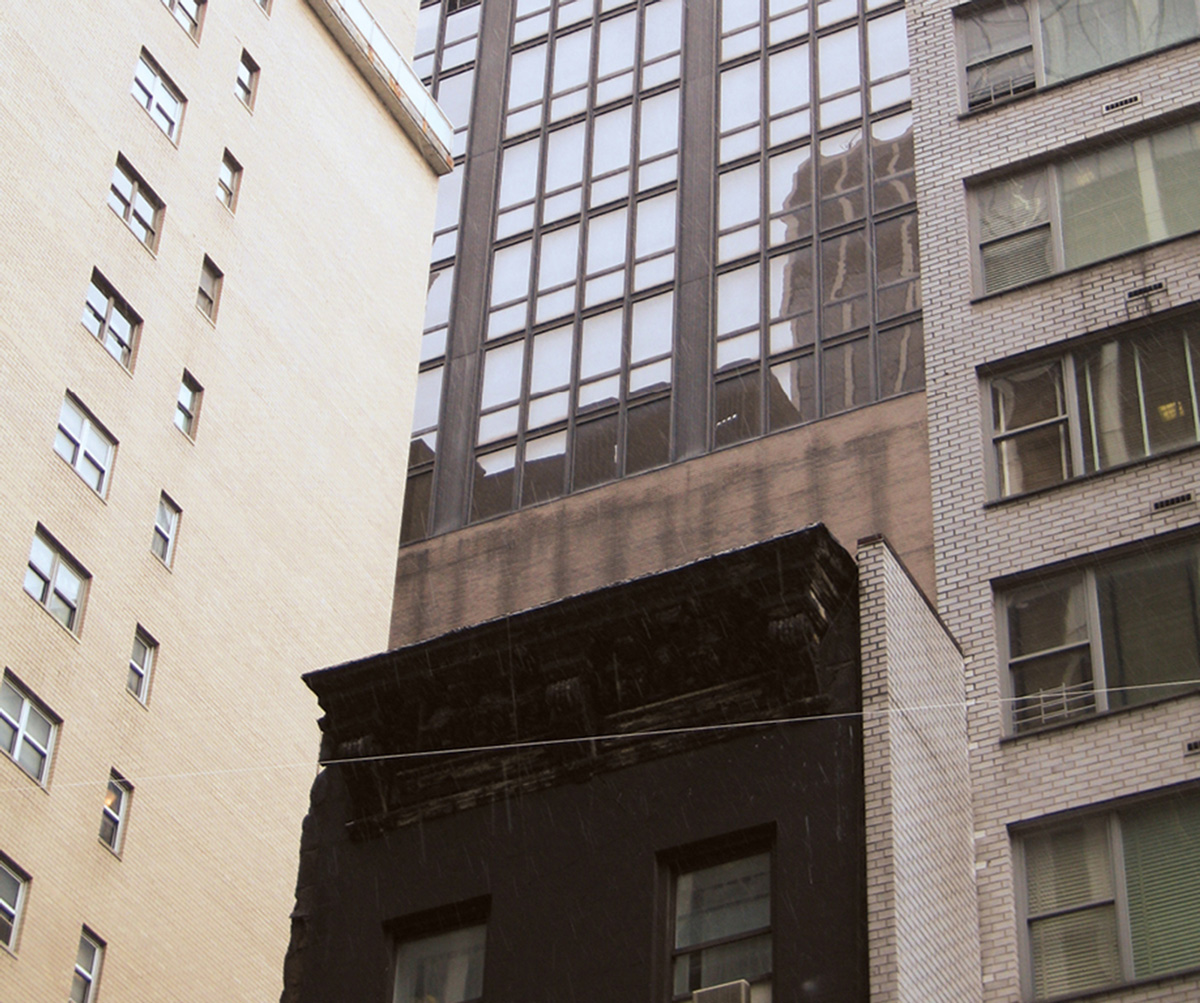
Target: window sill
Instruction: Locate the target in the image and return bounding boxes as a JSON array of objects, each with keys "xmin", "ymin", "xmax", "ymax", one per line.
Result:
[
  {"xmin": 23, "ymin": 591, "xmax": 82, "ymax": 642},
  {"xmin": 955, "ymin": 34, "xmax": 1200, "ymax": 121},
  {"xmin": 983, "ymin": 438, "xmax": 1200, "ymax": 509},
  {"xmin": 1024, "ymin": 961, "xmax": 1200, "ymax": 1003},
  {"xmin": 1000, "ymin": 685, "xmax": 1200, "ymax": 744}
]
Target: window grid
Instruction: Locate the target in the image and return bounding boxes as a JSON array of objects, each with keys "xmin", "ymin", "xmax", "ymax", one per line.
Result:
[
  {"xmin": 152, "ymin": 495, "xmax": 181, "ymax": 565},
  {"xmin": 54, "ymin": 396, "xmax": 115, "ymax": 495},
  {"xmin": 0, "ymin": 856, "xmax": 27, "ymax": 950},
  {"xmin": 236, "ymin": 50, "xmax": 260, "ymax": 108},
  {"xmin": 108, "ymin": 156, "xmax": 163, "ymax": 250},
  {"xmin": 1000, "ymin": 535, "xmax": 1200, "ymax": 733},
  {"xmin": 988, "ymin": 313, "xmax": 1200, "ymax": 498},
  {"xmin": 132, "ymin": 51, "xmax": 185, "ymax": 140},
  {"xmin": 217, "ymin": 150, "xmax": 242, "ymax": 210},
  {"xmin": 70, "ymin": 930, "xmax": 103, "ymax": 1003},
  {"xmin": 127, "ymin": 628, "xmax": 156, "ymax": 702},
  {"xmin": 175, "ymin": 371, "xmax": 203, "ymax": 437},
  {"xmin": 81, "ymin": 271, "xmax": 140, "ymax": 368},
  {"xmin": 712, "ymin": 0, "xmax": 922, "ymax": 450},
  {"xmin": 24, "ymin": 531, "xmax": 88, "ymax": 633},
  {"xmin": 99, "ymin": 772, "xmax": 131, "ymax": 852},
  {"xmin": 0, "ymin": 674, "xmax": 56, "ymax": 785}
]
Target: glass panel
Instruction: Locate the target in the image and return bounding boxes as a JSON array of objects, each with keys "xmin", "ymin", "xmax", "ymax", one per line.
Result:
[
  {"xmin": 626, "ymin": 397, "xmax": 671, "ymax": 473},
  {"xmin": 597, "ymin": 11, "xmax": 637, "ymax": 77},
  {"xmin": 715, "ymin": 371, "xmax": 762, "ymax": 446},
  {"xmin": 481, "ymin": 342, "xmax": 525, "ymax": 409},
  {"xmin": 581, "ymin": 309, "xmax": 623, "ymax": 377},
  {"xmin": 1060, "ymin": 143, "xmax": 1146, "ymax": 269},
  {"xmin": 979, "ymin": 171, "xmax": 1049, "ymax": 242},
  {"xmin": 540, "ymin": 225, "xmax": 581, "ymax": 289},
  {"xmin": 1008, "ymin": 573, "xmax": 1088, "ymax": 657},
  {"xmin": 996, "ymin": 424, "xmax": 1071, "ymax": 495},
  {"xmin": 770, "ymin": 249, "xmax": 813, "ymax": 327},
  {"xmin": 874, "ymin": 213, "xmax": 921, "ymax": 319},
  {"xmin": 491, "ymin": 241, "xmax": 533, "ymax": 305},
  {"xmin": 394, "ymin": 925, "xmax": 487, "ymax": 1003},
  {"xmin": 721, "ymin": 166, "xmax": 761, "ymax": 232},
  {"xmin": 1136, "ymin": 332, "xmax": 1195, "ymax": 454},
  {"xmin": 819, "ymin": 129, "xmax": 865, "ymax": 229},
  {"xmin": 499, "ymin": 140, "xmax": 540, "ymax": 209},
  {"xmin": 1152, "ymin": 120, "xmax": 1200, "ymax": 241},
  {"xmin": 644, "ymin": 0, "xmax": 683, "ymax": 60},
  {"xmin": 636, "ymin": 193, "xmax": 676, "ymax": 259},
  {"xmin": 1076, "ymin": 339, "xmax": 1147, "ymax": 471},
  {"xmin": 593, "ymin": 107, "xmax": 633, "ymax": 176},
  {"xmin": 768, "ymin": 356, "xmax": 815, "ymax": 429},
  {"xmin": 769, "ymin": 146, "xmax": 813, "ymax": 243},
  {"xmin": 573, "ymin": 414, "xmax": 619, "ymax": 489},
  {"xmin": 822, "ymin": 338, "xmax": 870, "ymax": 413},
  {"xmin": 721, "ymin": 62, "xmax": 761, "ymax": 132},
  {"xmin": 531, "ymin": 326, "xmax": 573, "ymax": 392},
  {"xmin": 768, "ymin": 44, "xmax": 809, "ymax": 114},
  {"xmin": 508, "ymin": 43, "xmax": 547, "ymax": 112},
  {"xmin": 868, "ymin": 10, "xmax": 909, "ymax": 80},
  {"xmin": 424, "ymin": 268, "xmax": 455, "ymax": 331},
  {"xmin": 718, "ymin": 264, "xmax": 760, "ymax": 335},
  {"xmin": 1042, "ymin": 0, "xmax": 1198, "ymax": 85},
  {"xmin": 553, "ymin": 28, "xmax": 592, "ymax": 95},
  {"xmin": 877, "ymin": 321, "xmax": 924, "ymax": 397},
  {"xmin": 587, "ymin": 210, "xmax": 628, "ymax": 274},
  {"xmin": 523, "ymin": 432, "xmax": 567, "ymax": 505},
  {"xmin": 546, "ymin": 124, "xmax": 586, "ymax": 192},
  {"xmin": 1011, "ymin": 648, "xmax": 1095, "ymax": 729},
  {"xmin": 817, "ymin": 25, "xmax": 859, "ymax": 97},
  {"xmin": 675, "ymin": 853, "xmax": 771, "ymax": 948},
  {"xmin": 673, "ymin": 933, "xmax": 773, "ymax": 995},
  {"xmin": 1030, "ymin": 906, "xmax": 1121, "ymax": 997},
  {"xmin": 1098, "ymin": 545, "xmax": 1200, "ymax": 708},
  {"xmin": 472, "ymin": 448, "xmax": 516, "ymax": 521},
  {"xmin": 820, "ymin": 231, "xmax": 868, "ymax": 337},
  {"xmin": 413, "ymin": 367, "xmax": 444, "ymax": 433},
  {"xmin": 631, "ymin": 292, "xmax": 673, "ymax": 362},
  {"xmin": 640, "ymin": 90, "xmax": 681, "ymax": 161}
]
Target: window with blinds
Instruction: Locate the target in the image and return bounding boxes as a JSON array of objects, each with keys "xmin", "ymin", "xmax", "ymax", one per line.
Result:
[
  {"xmin": 973, "ymin": 117, "xmax": 1200, "ymax": 295},
  {"xmin": 1019, "ymin": 791, "xmax": 1200, "ymax": 998}
]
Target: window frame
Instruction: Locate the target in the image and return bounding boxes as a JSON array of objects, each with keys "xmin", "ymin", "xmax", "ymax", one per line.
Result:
[
  {"xmin": 162, "ymin": 0, "xmax": 205, "ymax": 39},
  {"xmin": 217, "ymin": 149, "xmax": 242, "ymax": 211},
  {"xmin": 388, "ymin": 898, "xmax": 490, "ymax": 1003},
  {"xmin": 0, "ymin": 673, "xmax": 58, "ymax": 786},
  {"xmin": 236, "ymin": 50, "xmax": 260, "ymax": 109},
  {"xmin": 984, "ymin": 310, "xmax": 1200, "ymax": 499},
  {"xmin": 108, "ymin": 156, "xmax": 164, "ymax": 251},
  {"xmin": 127, "ymin": 628, "xmax": 157, "ymax": 704},
  {"xmin": 1013, "ymin": 788, "xmax": 1200, "ymax": 1000},
  {"xmin": 174, "ymin": 371, "xmax": 203, "ymax": 438},
  {"xmin": 0, "ymin": 854, "xmax": 29, "ymax": 952},
  {"xmin": 998, "ymin": 534, "xmax": 1200, "ymax": 734},
  {"xmin": 54, "ymin": 395, "xmax": 117, "ymax": 497},
  {"xmin": 151, "ymin": 494, "xmax": 181, "ymax": 566},
  {"xmin": 664, "ymin": 834, "xmax": 774, "ymax": 1003},
  {"xmin": 70, "ymin": 929, "xmax": 104, "ymax": 1003},
  {"xmin": 23, "ymin": 529, "xmax": 89, "ymax": 634},
  {"xmin": 81, "ymin": 270, "xmax": 141, "ymax": 369},
  {"xmin": 98, "ymin": 771, "xmax": 132, "ymax": 854},
  {"xmin": 196, "ymin": 256, "xmax": 223, "ymax": 321},
  {"xmin": 132, "ymin": 50, "xmax": 186, "ymax": 141}
]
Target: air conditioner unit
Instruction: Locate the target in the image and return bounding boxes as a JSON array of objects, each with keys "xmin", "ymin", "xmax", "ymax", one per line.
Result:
[{"xmin": 692, "ymin": 980, "xmax": 751, "ymax": 1003}]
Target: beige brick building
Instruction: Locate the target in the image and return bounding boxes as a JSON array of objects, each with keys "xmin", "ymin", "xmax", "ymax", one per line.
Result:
[
  {"xmin": 0, "ymin": 0, "xmax": 447, "ymax": 998},
  {"xmin": 908, "ymin": 0, "xmax": 1200, "ymax": 1000}
]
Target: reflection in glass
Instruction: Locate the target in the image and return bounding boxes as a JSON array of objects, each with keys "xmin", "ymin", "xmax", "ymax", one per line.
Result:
[
  {"xmin": 627, "ymin": 397, "xmax": 671, "ymax": 473},
  {"xmin": 472, "ymin": 447, "xmax": 516, "ymax": 520},
  {"xmin": 715, "ymin": 371, "xmax": 762, "ymax": 446}
]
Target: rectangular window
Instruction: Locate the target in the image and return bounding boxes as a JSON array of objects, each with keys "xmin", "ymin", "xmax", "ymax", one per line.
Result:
[
  {"xmin": 127, "ymin": 628, "xmax": 156, "ymax": 702},
  {"xmin": 960, "ymin": 0, "xmax": 1200, "ymax": 110},
  {"xmin": 216, "ymin": 150, "xmax": 242, "ymax": 210},
  {"xmin": 162, "ymin": 0, "xmax": 205, "ymax": 38},
  {"xmin": 0, "ymin": 855, "xmax": 28, "ymax": 950},
  {"xmin": 152, "ymin": 495, "xmax": 181, "ymax": 566},
  {"xmin": 988, "ymin": 313, "xmax": 1200, "ymax": 497},
  {"xmin": 81, "ymin": 271, "xmax": 140, "ymax": 368},
  {"xmin": 174, "ymin": 371, "xmax": 203, "ymax": 437},
  {"xmin": 108, "ymin": 156, "xmax": 163, "ymax": 250},
  {"xmin": 0, "ymin": 674, "xmax": 57, "ymax": 785},
  {"xmin": 132, "ymin": 51, "xmax": 185, "ymax": 140},
  {"xmin": 1001, "ymin": 536, "xmax": 1200, "ymax": 732},
  {"xmin": 671, "ymin": 850, "xmax": 772, "ymax": 1001},
  {"xmin": 196, "ymin": 256, "xmax": 223, "ymax": 320},
  {"xmin": 1017, "ymin": 789, "xmax": 1200, "ymax": 999},
  {"xmin": 974, "ymin": 118, "xmax": 1200, "ymax": 294},
  {"xmin": 99, "ymin": 772, "xmax": 131, "ymax": 852},
  {"xmin": 70, "ymin": 930, "xmax": 104, "ymax": 1003},
  {"xmin": 55, "ymin": 396, "xmax": 116, "ymax": 495},
  {"xmin": 236, "ymin": 50, "xmax": 260, "ymax": 108},
  {"xmin": 393, "ymin": 924, "xmax": 486, "ymax": 1003},
  {"xmin": 24, "ymin": 530, "xmax": 88, "ymax": 633}
]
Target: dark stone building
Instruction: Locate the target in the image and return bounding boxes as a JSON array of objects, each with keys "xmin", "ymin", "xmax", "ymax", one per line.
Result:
[{"xmin": 283, "ymin": 527, "xmax": 871, "ymax": 1003}]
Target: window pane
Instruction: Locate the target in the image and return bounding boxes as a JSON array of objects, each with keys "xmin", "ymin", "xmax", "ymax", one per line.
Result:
[
  {"xmin": 522, "ymin": 433, "xmax": 567, "ymax": 505},
  {"xmin": 394, "ymin": 925, "xmax": 486, "ymax": 1003},
  {"xmin": 1008, "ymin": 574, "xmax": 1088, "ymax": 657},
  {"xmin": 472, "ymin": 448, "xmax": 516, "ymax": 521},
  {"xmin": 715, "ymin": 371, "xmax": 762, "ymax": 446},
  {"xmin": 1030, "ymin": 907, "xmax": 1121, "ymax": 997},
  {"xmin": 1137, "ymin": 332, "xmax": 1196, "ymax": 454},
  {"xmin": 718, "ymin": 264, "xmax": 760, "ymax": 335},
  {"xmin": 822, "ymin": 337, "xmax": 870, "ymax": 413},
  {"xmin": 1060, "ymin": 144, "xmax": 1146, "ymax": 269},
  {"xmin": 626, "ymin": 397, "xmax": 671, "ymax": 474},
  {"xmin": 768, "ymin": 356, "xmax": 815, "ymax": 429},
  {"xmin": 573, "ymin": 415, "xmax": 619, "ymax": 489},
  {"xmin": 1076, "ymin": 339, "xmax": 1147, "ymax": 471},
  {"xmin": 675, "ymin": 853, "xmax": 771, "ymax": 948}
]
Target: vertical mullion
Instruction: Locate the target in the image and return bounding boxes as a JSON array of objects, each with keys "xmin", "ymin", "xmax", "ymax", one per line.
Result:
[
  {"xmin": 1062, "ymin": 352, "xmax": 1086, "ymax": 478},
  {"xmin": 1183, "ymin": 327, "xmax": 1200, "ymax": 444},
  {"xmin": 1109, "ymin": 812, "xmax": 1135, "ymax": 982},
  {"xmin": 1085, "ymin": 568, "xmax": 1109, "ymax": 713},
  {"xmin": 1133, "ymin": 341, "xmax": 1151, "ymax": 457}
]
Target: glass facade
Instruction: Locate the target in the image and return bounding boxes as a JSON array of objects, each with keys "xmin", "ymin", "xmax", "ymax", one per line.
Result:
[{"xmin": 402, "ymin": 0, "xmax": 923, "ymax": 541}]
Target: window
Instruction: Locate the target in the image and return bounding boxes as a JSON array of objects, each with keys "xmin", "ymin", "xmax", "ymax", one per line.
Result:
[
  {"xmin": 196, "ymin": 256, "xmax": 222, "ymax": 320},
  {"xmin": 98, "ymin": 772, "xmax": 131, "ymax": 852},
  {"xmin": 1001, "ymin": 536, "xmax": 1200, "ymax": 732},
  {"xmin": 127, "ymin": 629, "xmax": 156, "ymax": 702},
  {"xmin": 236, "ymin": 51, "xmax": 259, "ymax": 108},
  {"xmin": 393, "ymin": 924, "xmax": 486, "ymax": 1003},
  {"xmin": 108, "ymin": 156, "xmax": 163, "ymax": 250},
  {"xmin": 216, "ymin": 150, "xmax": 242, "ymax": 210},
  {"xmin": 671, "ymin": 850, "xmax": 772, "ymax": 1001},
  {"xmin": 55, "ymin": 396, "xmax": 116, "ymax": 495},
  {"xmin": 151, "ymin": 495, "xmax": 181, "ymax": 565},
  {"xmin": 973, "ymin": 118, "xmax": 1200, "ymax": 294},
  {"xmin": 960, "ymin": 0, "xmax": 1200, "ymax": 111},
  {"xmin": 254, "ymin": 0, "xmax": 272, "ymax": 13},
  {"xmin": 132, "ymin": 51, "xmax": 185, "ymax": 140},
  {"xmin": 0, "ymin": 856, "xmax": 27, "ymax": 951},
  {"xmin": 989, "ymin": 314, "xmax": 1200, "ymax": 497},
  {"xmin": 24, "ymin": 531, "xmax": 88, "ymax": 632},
  {"xmin": 174, "ymin": 372, "xmax": 203, "ymax": 437},
  {"xmin": 70, "ymin": 930, "xmax": 104, "ymax": 1003},
  {"xmin": 81, "ymin": 271, "xmax": 140, "ymax": 368},
  {"xmin": 162, "ymin": 0, "xmax": 204, "ymax": 38},
  {"xmin": 0, "ymin": 674, "xmax": 56, "ymax": 784},
  {"xmin": 1017, "ymin": 789, "xmax": 1200, "ymax": 999}
]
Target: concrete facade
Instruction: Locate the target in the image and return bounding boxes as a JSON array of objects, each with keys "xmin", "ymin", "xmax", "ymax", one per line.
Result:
[
  {"xmin": 0, "ymin": 0, "xmax": 442, "ymax": 999},
  {"xmin": 908, "ymin": 1, "xmax": 1200, "ymax": 1000}
]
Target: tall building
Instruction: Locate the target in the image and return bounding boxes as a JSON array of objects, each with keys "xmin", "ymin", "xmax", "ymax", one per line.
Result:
[
  {"xmin": 0, "ymin": 0, "xmax": 447, "ymax": 999},
  {"xmin": 911, "ymin": 0, "xmax": 1200, "ymax": 1000}
]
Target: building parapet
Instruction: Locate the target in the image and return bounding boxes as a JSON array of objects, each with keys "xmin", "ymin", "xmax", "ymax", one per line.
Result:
[{"xmin": 305, "ymin": 0, "xmax": 453, "ymax": 174}]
